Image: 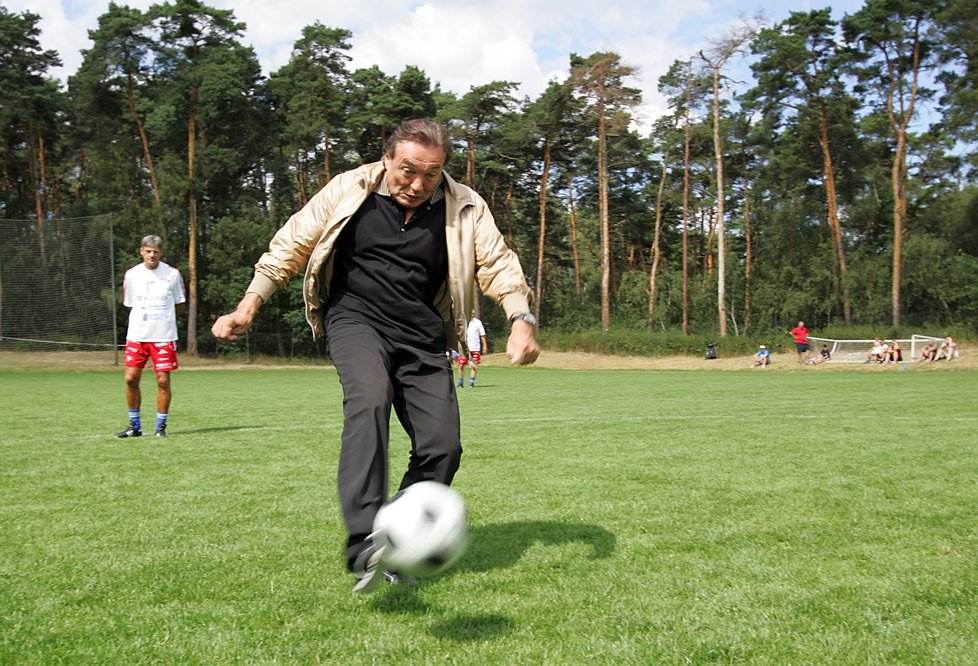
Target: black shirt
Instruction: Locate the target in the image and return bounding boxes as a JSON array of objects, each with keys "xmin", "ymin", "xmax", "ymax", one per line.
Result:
[{"xmin": 326, "ymin": 188, "xmax": 448, "ymax": 351}]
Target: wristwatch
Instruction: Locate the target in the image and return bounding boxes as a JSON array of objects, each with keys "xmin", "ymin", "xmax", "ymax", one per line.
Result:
[{"xmin": 510, "ymin": 312, "xmax": 537, "ymax": 326}]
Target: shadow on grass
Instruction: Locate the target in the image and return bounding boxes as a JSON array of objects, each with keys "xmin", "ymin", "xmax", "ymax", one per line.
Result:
[
  {"xmin": 458, "ymin": 520, "xmax": 616, "ymax": 573},
  {"xmin": 374, "ymin": 587, "xmax": 513, "ymax": 642},
  {"xmin": 370, "ymin": 521, "xmax": 614, "ymax": 641},
  {"xmin": 371, "ymin": 584, "xmax": 429, "ymax": 614},
  {"xmin": 176, "ymin": 425, "xmax": 265, "ymax": 434},
  {"xmin": 430, "ymin": 613, "xmax": 513, "ymax": 642},
  {"xmin": 455, "ymin": 382, "xmax": 495, "ymax": 390},
  {"xmin": 370, "ymin": 585, "xmax": 512, "ymax": 641}
]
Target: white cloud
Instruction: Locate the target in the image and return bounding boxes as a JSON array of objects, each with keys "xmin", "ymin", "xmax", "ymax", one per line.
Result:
[{"xmin": 351, "ymin": 4, "xmax": 546, "ymax": 97}]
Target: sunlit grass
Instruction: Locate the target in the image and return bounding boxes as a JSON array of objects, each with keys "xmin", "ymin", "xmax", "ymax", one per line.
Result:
[{"xmin": 1, "ymin": 366, "xmax": 977, "ymax": 664}]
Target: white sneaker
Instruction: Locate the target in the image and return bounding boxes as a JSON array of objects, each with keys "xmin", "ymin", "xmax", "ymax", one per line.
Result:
[
  {"xmin": 382, "ymin": 570, "xmax": 418, "ymax": 586},
  {"xmin": 352, "ymin": 537, "xmax": 387, "ymax": 594}
]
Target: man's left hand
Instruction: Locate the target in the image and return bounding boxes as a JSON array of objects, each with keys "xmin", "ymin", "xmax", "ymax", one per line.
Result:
[{"xmin": 506, "ymin": 320, "xmax": 540, "ymax": 365}]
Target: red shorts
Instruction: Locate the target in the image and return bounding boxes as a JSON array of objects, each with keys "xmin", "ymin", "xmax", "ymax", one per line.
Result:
[
  {"xmin": 125, "ymin": 340, "xmax": 179, "ymax": 372},
  {"xmin": 458, "ymin": 351, "xmax": 481, "ymax": 367}
]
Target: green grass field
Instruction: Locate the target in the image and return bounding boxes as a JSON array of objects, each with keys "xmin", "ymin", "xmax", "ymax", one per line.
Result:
[{"xmin": 2, "ymin": 364, "xmax": 977, "ymax": 664}]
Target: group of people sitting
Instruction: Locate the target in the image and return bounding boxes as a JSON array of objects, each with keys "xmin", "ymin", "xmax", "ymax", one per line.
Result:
[
  {"xmin": 865, "ymin": 336, "xmax": 960, "ymax": 363},
  {"xmin": 865, "ymin": 338, "xmax": 903, "ymax": 363},
  {"xmin": 752, "ymin": 337, "xmax": 961, "ymax": 367},
  {"xmin": 917, "ymin": 337, "xmax": 959, "ymax": 362}
]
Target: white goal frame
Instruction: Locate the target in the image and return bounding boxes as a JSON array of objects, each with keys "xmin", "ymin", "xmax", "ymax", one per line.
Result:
[{"xmin": 808, "ymin": 335, "xmax": 944, "ymax": 363}]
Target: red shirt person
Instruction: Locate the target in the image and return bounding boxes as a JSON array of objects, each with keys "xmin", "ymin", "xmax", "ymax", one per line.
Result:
[{"xmin": 789, "ymin": 321, "xmax": 812, "ymax": 365}]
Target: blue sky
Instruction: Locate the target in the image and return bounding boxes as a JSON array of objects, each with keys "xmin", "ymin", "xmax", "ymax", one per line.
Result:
[{"xmin": 12, "ymin": 0, "xmax": 868, "ymax": 128}]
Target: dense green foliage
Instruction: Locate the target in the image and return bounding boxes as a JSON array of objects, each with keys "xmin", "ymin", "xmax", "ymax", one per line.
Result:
[
  {"xmin": 2, "ymin": 1, "xmax": 977, "ymax": 356},
  {"xmin": 1, "ymin": 366, "xmax": 977, "ymax": 663}
]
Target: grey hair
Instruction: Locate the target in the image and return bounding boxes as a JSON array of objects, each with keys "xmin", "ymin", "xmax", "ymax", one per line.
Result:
[
  {"xmin": 140, "ymin": 235, "xmax": 163, "ymax": 249},
  {"xmin": 384, "ymin": 119, "xmax": 452, "ymax": 163}
]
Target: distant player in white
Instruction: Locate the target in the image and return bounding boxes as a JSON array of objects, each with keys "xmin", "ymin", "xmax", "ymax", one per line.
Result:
[
  {"xmin": 115, "ymin": 235, "xmax": 186, "ymax": 438},
  {"xmin": 457, "ymin": 316, "xmax": 487, "ymax": 388}
]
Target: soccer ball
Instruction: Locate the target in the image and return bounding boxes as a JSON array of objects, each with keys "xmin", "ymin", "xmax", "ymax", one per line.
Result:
[{"xmin": 372, "ymin": 481, "xmax": 468, "ymax": 577}]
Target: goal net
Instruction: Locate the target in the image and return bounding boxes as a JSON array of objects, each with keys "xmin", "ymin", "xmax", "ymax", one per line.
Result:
[
  {"xmin": 808, "ymin": 335, "xmax": 944, "ymax": 363},
  {"xmin": 0, "ymin": 216, "xmax": 118, "ymax": 358}
]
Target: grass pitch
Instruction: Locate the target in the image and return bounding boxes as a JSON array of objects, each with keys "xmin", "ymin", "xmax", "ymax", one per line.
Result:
[{"xmin": 1, "ymin": 364, "xmax": 977, "ymax": 664}]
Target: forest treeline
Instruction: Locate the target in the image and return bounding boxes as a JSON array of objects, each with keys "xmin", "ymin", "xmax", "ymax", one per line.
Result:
[{"xmin": 2, "ymin": 0, "xmax": 977, "ymax": 356}]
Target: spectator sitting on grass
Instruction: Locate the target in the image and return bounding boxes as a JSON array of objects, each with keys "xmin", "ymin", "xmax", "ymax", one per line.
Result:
[
  {"xmin": 866, "ymin": 338, "xmax": 886, "ymax": 363},
  {"xmin": 918, "ymin": 339, "xmax": 938, "ymax": 361},
  {"xmin": 811, "ymin": 344, "xmax": 831, "ymax": 365},
  {"xmin": 752, "ymin": 345, "xmax": 771, "ymax": 368},
  {"xmin": 883, "ymin": 340, "xmax": 903, "ymax": 364},
  {"xmin": 935, "ymin": 337, "xmax": 959, "ymax": 362}
]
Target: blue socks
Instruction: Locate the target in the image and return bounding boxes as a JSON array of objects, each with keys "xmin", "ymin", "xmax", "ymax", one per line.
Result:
[{"xmin": 128, "ymin": 411, "xmax": 168, "ymax": 431}]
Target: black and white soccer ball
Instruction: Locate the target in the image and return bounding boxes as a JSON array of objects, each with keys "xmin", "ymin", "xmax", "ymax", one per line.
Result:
[{"xmin": 373, "ymin": 481, "xmax": 468, "ymax": 577}]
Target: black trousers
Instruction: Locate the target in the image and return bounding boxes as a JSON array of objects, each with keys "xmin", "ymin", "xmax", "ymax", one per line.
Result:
[{"xmin": 325, "ymin": 317, "xmax": 462, "ymax": 569}]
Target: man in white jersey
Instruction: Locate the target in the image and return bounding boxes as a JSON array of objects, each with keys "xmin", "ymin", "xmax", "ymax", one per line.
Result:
[
  {"xmin": 115, "ymin": 235, "xmax": 186, "ymax": 438},
  {"xmin": 457, "ymin": 315, "xmax": 487, "ymax": 388}
]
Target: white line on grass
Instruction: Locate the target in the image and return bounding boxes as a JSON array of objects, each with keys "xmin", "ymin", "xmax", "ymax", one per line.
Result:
[
  {"xmin": 76, "ymin": 413, "xmax": 977, "ymax": 441},
  {"xmin": 484, "ymin": 414, "xmax": 978, "ymax": 424}
]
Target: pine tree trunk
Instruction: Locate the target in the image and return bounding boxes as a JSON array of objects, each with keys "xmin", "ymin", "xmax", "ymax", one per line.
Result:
[
  {"xmin": 535, "ymin": 137, "xmax": 552, "ymax": 326},
  {"xmin": 186, "ymin": 106, "xmax": 199, "ymax": 355},
  {"xmin": 648, "ymin": 148, "xmax": 670, "ymax": 330},
  {"xmin": 466, "ymin": 135, "xmax": 476, "ymax": 188},
  {"xmin": 126, "ymin": 72, "xmax": 162, "ymax": 208},
  {"xmin": 682, "ymin": 62, "xmax": 692, "ymax": 336},
  {"xmin": 568, "ymin": 175, "xmax": 582, "ymax": 298},
  {"xmin": 886, "ymin": 16, "xmax": 921, "ymax": 329},
  {"xmin": 743, "ymin": 158, "xmax": 753, "ymax": 333},
  {"xmin": 891, "ymin": 132, "xmax": 906, "ymax": 328},
  {"xmin": 323, "ymin": 123, "xmax": 332, "ymax": 183},
  {"xmin": 818, "ymin": 111, "xmax": 852, "ymax": 326},
  {"xmin": 597, "ymin": 91, "xmax": 611, "ymax": 333},
  {"xmin": 712, "ymin": 66, "xmax": 727, "ymax": 337},
  {"xmin": 27, "ymin": 119, "xmax": 45, "ymax": 262}
]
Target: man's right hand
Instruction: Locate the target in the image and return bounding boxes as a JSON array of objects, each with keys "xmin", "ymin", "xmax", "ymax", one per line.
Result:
[
  {"xmin": 211, "ymin": 311, "xmax": 253, "ymax": 341},
  {"xmin": 211, "ymin": 293, "xmax": 262, "ymax": 341}
]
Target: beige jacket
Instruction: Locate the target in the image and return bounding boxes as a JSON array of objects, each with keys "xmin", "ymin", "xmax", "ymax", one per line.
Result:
[{"xmin": 246, "ymin": 161, "xmax": 532, "ymax": 351}]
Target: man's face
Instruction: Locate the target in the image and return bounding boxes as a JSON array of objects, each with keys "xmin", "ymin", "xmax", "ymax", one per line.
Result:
[
  {"xmin": 140, "ymin": 245, "xmax": 162, "ymax": 269},
  {"xmin": 383, "ymin": 141, "xmax": 445, "ymax": 212}
]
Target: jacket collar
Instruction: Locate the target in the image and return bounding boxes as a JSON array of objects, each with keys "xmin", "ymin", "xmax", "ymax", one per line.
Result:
[{"xmin": 441, "ymin": 170, "xmax": 476, "ymax": 208}]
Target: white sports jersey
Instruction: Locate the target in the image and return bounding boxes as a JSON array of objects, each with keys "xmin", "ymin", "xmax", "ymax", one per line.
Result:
[
  {"xmin": 466, "ymin": 318, "xmax": 485, "ymax": 353},
  {"xmin": 123, "ymin": 260, "xmax": 186, "ymax": 342}
]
